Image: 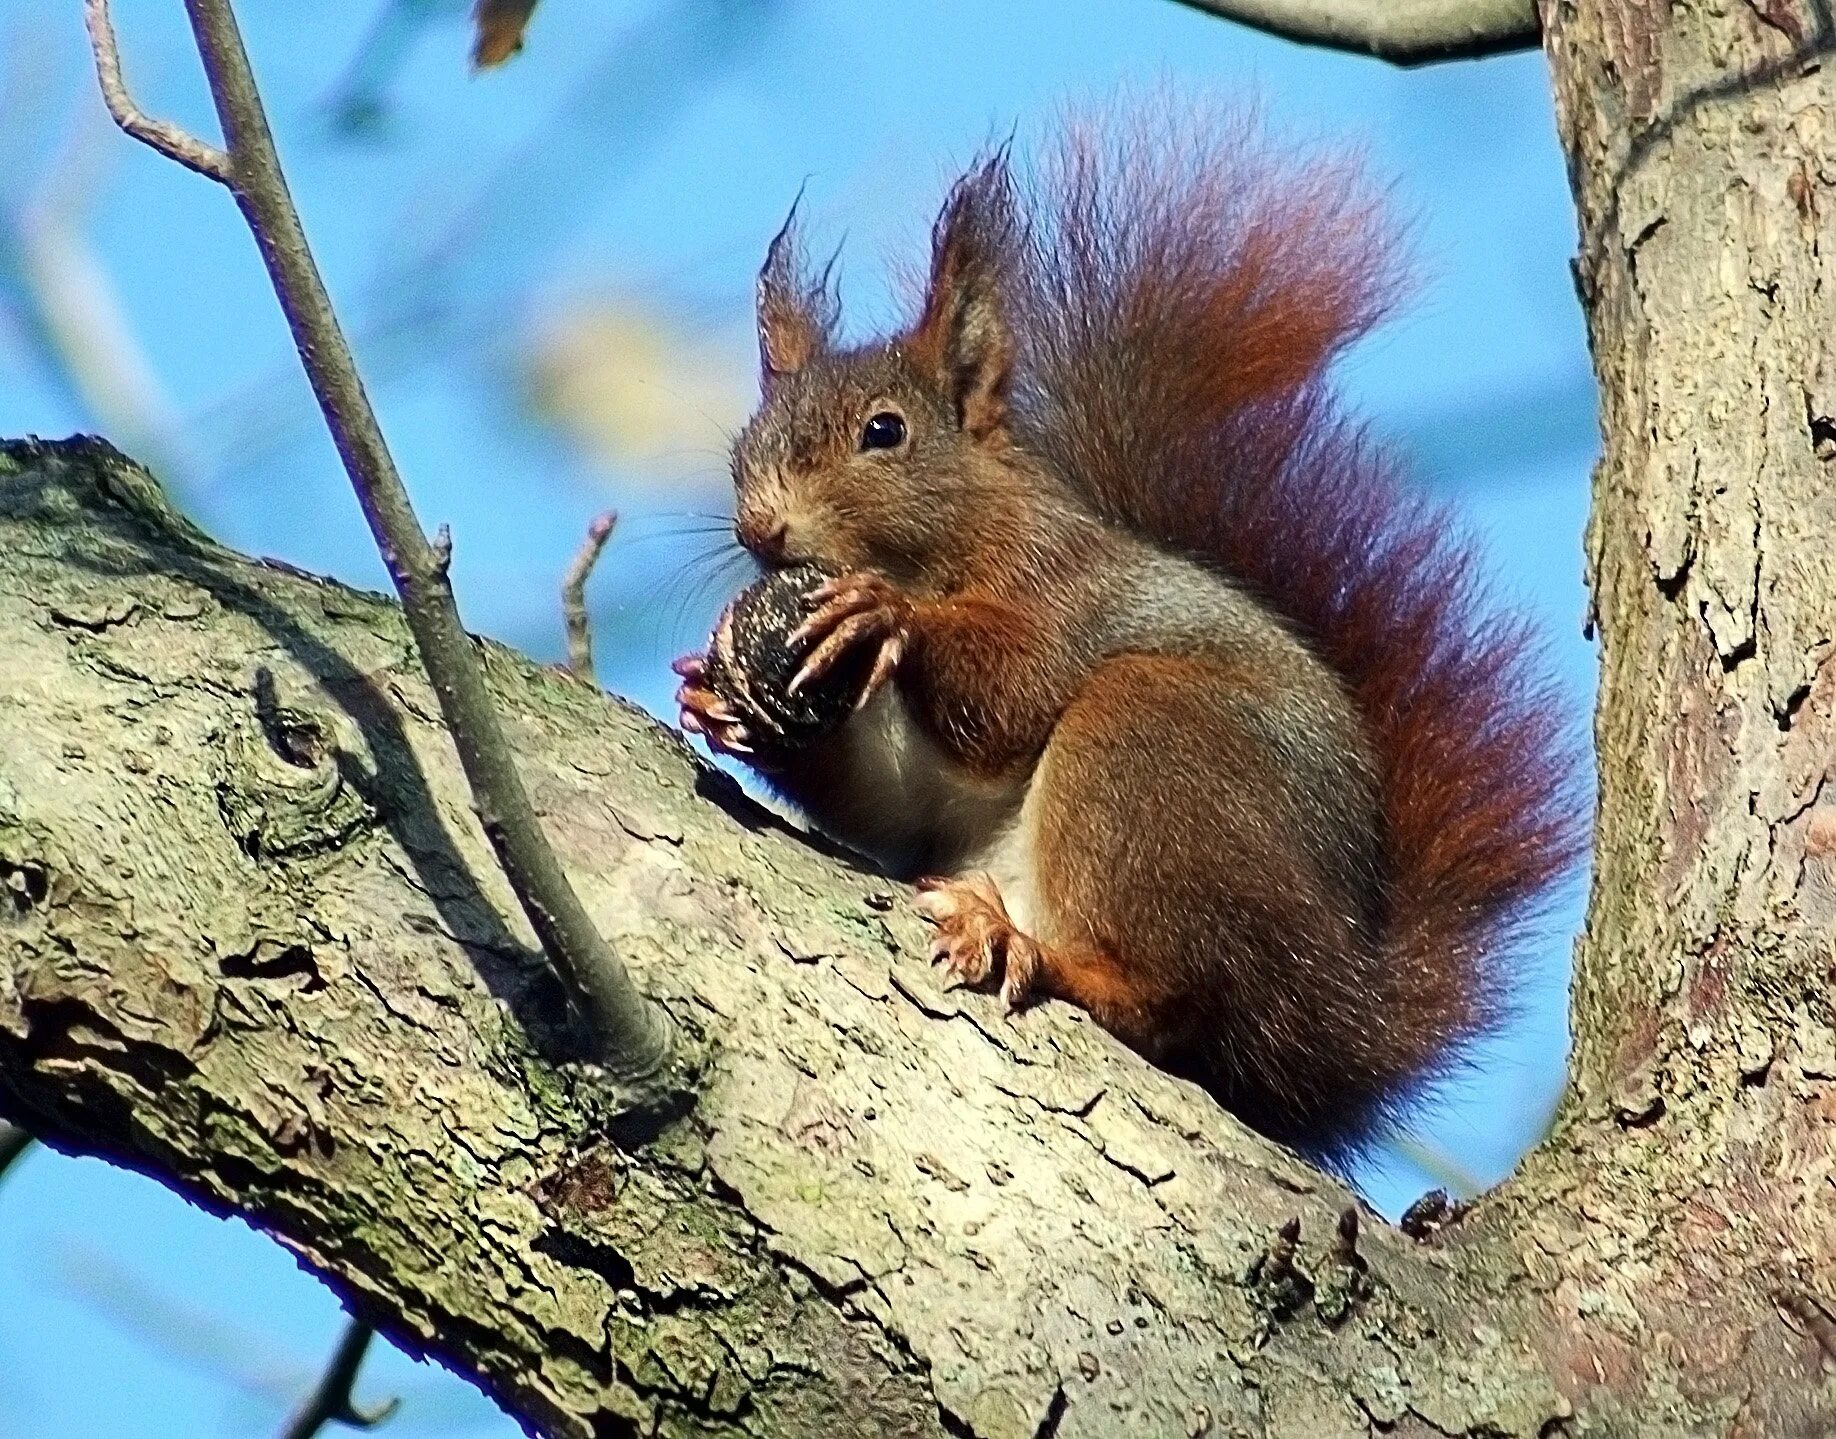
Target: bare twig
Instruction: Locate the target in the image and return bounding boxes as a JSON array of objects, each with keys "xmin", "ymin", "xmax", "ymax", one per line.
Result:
[
  {"xmin": 85, "ymin": 0, "xmax": 679, "ymax": 1101},
  {"xmin": 1165, "ymin": 0, "xmax": 1539, "ymax": 65},
  {"xmin": 82, "ymin": 0, "xmax": 231, "ymax": 182},
  {"xmin": 280, "ymin": 1320, "xmax": 398, "ymax": 1439},
  {"xmin": 561, "ymin": 510, "xmax": 617, "ymax": 682},
  {"xmin": 0, "ymin": 1121, "xmax": 33, "ymax": 1184},
  {"xmin": 429, "ymin": 522, "xmax": 453, "ymax": 577}
]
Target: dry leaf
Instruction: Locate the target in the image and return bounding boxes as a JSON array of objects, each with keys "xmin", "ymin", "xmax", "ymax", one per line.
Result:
[{"xmin": 472, "ymin": 0, "xmax": 539, "ymax": 69}]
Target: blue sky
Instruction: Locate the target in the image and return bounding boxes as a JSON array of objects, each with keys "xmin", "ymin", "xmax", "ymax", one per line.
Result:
[{"xmin": 0, "ymin": 2, "xmax": 1596, "ymax": 1434}]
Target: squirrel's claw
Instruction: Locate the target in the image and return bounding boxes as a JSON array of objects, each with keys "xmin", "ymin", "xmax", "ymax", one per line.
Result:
[
  {"xmin": 998, "ymin": 936, "xmax": 1043, "ymax": 1014},
  {"xmin": 787, "ymin": 571, "xmax": 911, "ymax": 699},
  {"xmin": 676, "ymin": 674, "xmax": 758, "ymax": 757},
  {"xmin": 789, "ymin": 574, "xmax": 888, "ymax": 645},
  {"xmin": 791, "ymin": 615, "xmax": 906, "ymax": 696},
  {"xmin": 914, "ymin": 873, "xmax": 1042, "ymax": 1011}
]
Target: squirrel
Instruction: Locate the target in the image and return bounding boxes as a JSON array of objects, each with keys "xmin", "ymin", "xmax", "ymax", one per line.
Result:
[{"xmin": 674, "ymin": 112, "xmax": 1585, "ymax": 1166}]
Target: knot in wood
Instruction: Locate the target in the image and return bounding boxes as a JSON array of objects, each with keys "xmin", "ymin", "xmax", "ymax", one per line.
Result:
[{"xmin": 214, "ymin": 692, "xmax": 373, "ymax": 863}]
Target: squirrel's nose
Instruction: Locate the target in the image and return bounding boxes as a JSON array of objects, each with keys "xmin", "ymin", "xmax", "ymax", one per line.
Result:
[{"xmin": 740, "ymin": 516, "xmax": 791, "ymax": 566}]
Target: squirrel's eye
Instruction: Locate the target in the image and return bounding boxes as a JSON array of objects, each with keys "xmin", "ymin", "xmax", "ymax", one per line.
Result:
[{"xmin": 859, "ymin": 411, "xmax": 907, "ymax": 451}]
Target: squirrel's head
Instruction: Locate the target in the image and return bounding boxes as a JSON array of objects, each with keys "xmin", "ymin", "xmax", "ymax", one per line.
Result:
[{"xmin": 730, "ymin": 160, "xmax": 1022, "ymax": 591}]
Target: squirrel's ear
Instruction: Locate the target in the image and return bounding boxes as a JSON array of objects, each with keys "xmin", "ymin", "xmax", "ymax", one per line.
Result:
[
  {"xmin": 756, "ymin": 199, "xmax": 837, "ymax": 386},
  {"xmin": 911, "ymin": 155, "xmax": 1015, "ymax": 442}
]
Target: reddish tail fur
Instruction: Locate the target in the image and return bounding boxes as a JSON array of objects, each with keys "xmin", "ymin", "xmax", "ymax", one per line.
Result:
[{"xmin": 994, "ymin": 110, "xmax": 1587, "ymax": 1134}]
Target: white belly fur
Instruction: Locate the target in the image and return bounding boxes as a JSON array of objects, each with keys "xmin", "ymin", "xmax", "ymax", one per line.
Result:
[{"xmin": 808, "ymin": 686, "xmax": 1043, "ymax": 932}]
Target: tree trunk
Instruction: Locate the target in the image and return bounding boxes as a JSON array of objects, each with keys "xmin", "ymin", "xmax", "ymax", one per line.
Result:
[
  {"xmin": 1525, "ymin": 1, "xmax": 1836, "ymax": 1434},
  {"xmin": 1, "ymin": 10, "xmax": 1833, "ymax": 1415}
]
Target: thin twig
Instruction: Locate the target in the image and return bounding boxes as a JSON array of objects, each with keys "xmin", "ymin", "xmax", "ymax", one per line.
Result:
[
  {"xmin": 561, "ymin": 510, "xmax": 617, "ymax": 682},
  {"xmin": 82, "ymin": 0, "xmax": 231, "ymax": 183},
  {"xmin": 85, "ymin": 0, "xmax": 678, "ymax": 1099},
  {"xmin": 181, "ymin": 0, "xmax": 673, "ymax": 1088},
  {"xmin": 0, "ymin": 1122, "xmax": 33, "ymax": 1185},
  {"xmin": 1165, "ymin": 0, "xmax": 1539, "ymax": 65},
  {"xmin": 280, "ymin": 1320, "xmax": 399, "ymax": 1439}
]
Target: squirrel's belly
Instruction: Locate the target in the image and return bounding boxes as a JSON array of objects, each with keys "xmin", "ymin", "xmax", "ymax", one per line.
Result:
[{"xmin": 813, "ymin": 684, "xmax": 1036, "ymax": 894}]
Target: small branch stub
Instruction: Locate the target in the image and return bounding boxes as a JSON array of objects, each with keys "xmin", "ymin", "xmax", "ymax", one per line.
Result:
[
  {"xmin": 561, "ymin": 510, "xmax": 617, "ymax": 683},
  {"xmin": 1398, "ymin": 1187, "xmax": 1472, "ymax": 1241}
]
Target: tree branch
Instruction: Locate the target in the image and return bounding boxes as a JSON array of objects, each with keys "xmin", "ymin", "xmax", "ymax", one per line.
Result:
[
  {"xmin": 281, "ymin": 1320, "xmax": 399, "ymax": 1439},
  {"xmin": 1164, "ymin": 0, "xmax": 1540, "ymax": 64},
  {"xmin": 83, "ymin": 0, "xmax": 678, "ymax": 1098},
  {"xmin": 561, "ymin": 511, "xmax": 616, "ymax": 683},
  {"xmin": 81, "ymin": 0, "xmax": 231, "ymax": 182},
  {"xmin": 0, "ymin": 436, "xmax": 1576, "ymax": 1438}
]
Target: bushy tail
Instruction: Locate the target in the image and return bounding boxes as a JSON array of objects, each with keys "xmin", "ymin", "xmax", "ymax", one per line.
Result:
[{"xmin": 996, "ymin": 106, "xmax": 1587, "ymax": 1105}]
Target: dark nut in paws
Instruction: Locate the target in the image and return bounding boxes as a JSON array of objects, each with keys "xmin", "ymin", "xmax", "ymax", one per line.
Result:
[{"xmin": 704, "ymin": 561, "xmax": 871, "ymax": 747}]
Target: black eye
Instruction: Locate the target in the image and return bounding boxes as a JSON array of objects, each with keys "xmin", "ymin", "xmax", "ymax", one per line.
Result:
[{"xmin": 859, "ymin": 411, "xmax": 907, "ymax": 451}]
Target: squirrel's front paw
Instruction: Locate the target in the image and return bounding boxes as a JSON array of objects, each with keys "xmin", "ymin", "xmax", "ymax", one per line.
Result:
[
  {"xmin": 672, "ymin": 650, "xmax": 769, "ymax": 762},
  {"xmin": 915, "ymin": 874, "xmax": 1043, "ymax": 1014},
  {"xmin": 787, "ymin": 571, "xmax": 910, "ymax": 707}
]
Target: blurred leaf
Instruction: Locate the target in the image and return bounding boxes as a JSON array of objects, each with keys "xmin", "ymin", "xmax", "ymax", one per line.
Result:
[
  {"xmin": 522, "ymin": 299, "xmax": 749, "ymax": 482},
  {"xmin": 472, "ymin": 0, "xmax": 539, "ymax": 68},
  {"xmin": 326, "ymin": 0, "xmax": 469, "ymax": 136}
]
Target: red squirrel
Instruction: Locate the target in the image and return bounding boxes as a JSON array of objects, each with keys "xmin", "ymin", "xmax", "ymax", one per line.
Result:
[{"xmin": 675, "ymin": 115, "xmax": 1584, "ymax": 1164}]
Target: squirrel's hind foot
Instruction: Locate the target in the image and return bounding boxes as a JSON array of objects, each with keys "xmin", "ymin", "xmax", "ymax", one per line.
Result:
[{"xmin": 915, "ymin": 873, "xmax": 1043, "ymax": 1013}]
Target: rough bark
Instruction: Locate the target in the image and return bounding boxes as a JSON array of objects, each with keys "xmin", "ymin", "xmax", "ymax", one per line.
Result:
[
  {"xmin": 3, "ymin": 20, "xmax": 1836, "ymax": 1400},
  {"xmin": 1527, "ymin": 0, "xmax": 1836, "ymax": 1432},
  {"xmin": 0, "ymin": 436, "xmax": 1567, "ymax": 1436}
]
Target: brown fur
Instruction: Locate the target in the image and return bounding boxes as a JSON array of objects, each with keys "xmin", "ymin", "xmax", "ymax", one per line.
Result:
[{"xmin": 705, "ymin": 109, "xmax": 1586, "ymax": 1163}]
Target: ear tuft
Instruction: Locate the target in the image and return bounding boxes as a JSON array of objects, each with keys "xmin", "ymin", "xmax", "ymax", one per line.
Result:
[
  {"xmin": 910, "ymin": 152, "xmax": 1017, "ymax": 441},
  {"xmin": 757, "ymin": 194, "xmax": 839, "ymax": 384}
]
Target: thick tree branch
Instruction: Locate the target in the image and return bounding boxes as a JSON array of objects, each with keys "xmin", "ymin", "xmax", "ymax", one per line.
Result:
[
  {"xmin": 82, "ymin": 0, "xmax": 676, "ymax": 1096},
  {"xmin": 281, "ymin": 1321, "xmax": 398, "ymax": 1439},
  {"xmin": 7, "ymin": 434, "xmax": 1834, "ymax": 1433},
  {"xmin": 1164, "ymin": 0, "xmax": 1539, "ymax": 64},
  {"xmin": 0, "ymin": 436, "xmax": 1582, "ymax": 1439}
]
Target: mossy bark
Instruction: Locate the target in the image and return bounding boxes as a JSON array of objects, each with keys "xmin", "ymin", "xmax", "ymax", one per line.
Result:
[{"xmin": 0, "ymin": 436, "xmax": 1544, "ymax": 1436}]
